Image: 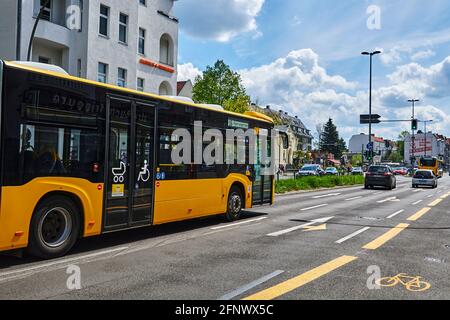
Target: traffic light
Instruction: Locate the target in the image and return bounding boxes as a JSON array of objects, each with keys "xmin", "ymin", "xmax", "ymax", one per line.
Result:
[{"xmin": 412, "ymin": 119, "xmax": 418, "ymax": 130}]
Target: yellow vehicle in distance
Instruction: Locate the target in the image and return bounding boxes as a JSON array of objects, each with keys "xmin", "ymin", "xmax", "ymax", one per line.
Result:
[{"xmin": 418, "ymin": 157, "xmax": 444, "ymax": 178}]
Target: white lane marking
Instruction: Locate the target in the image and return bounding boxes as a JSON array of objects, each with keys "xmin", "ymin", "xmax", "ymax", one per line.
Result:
[
  {"xmin": 386, "ymin": 209, "xmax": 405, "ymax": 219},
  {"xmin": 373, "ymin": 192, "xmax": 383, "ymax": 195},
  {"xmin": 210, "ymin": 217, "xmax": 268, "ymax": 230},
  {"xmin": 413, "ymin": 189, "xmax": 423, "ymax": 193},
  {"xmin": 377, "ymin": 197, "xmax": 397, "ymax": 203},
  {"xmin": 0, "ymin": 246, "xmax": 129, "ymax": 279},
  {"xmin": 412, "ymin": 200, "xmax": 423, "ymax": 205},
  {"xmin": 345, "ymin": 196, "xmax": 363, "ymax": 201},
  {"xmin": 267, "ymin": 216, "xmax": 334, "ymax": 237},
  {"xmin": 335, "ymin": 227, "xmax": 371, "ymax": 244},
  {"xmin": 312, "ymin": 193, "xmax": 341, "ymax": 199},
  {"xmin": 300, "ymin": 204, "xmax": 328, "ymax": 211},
  {"xmin": 219, "ymin": 270, "xmax": 285, "ymax": 300},
  {"xmin": 427, "ymin": 194, "xmax": 433, "ymax": 198}
]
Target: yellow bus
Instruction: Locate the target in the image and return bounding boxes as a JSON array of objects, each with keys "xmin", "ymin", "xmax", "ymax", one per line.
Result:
[
  {"xmin": 0, "ymin": 61, "xmax": 275, "ymax": 259},
  {"xmin": 418, "ymin": 157, "xmax": 443, "ymax": 177}
]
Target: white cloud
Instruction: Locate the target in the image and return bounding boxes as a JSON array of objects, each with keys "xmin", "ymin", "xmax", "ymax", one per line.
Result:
[
  {"xmin": 411, "ymin": 49, "xmax": 436, "ymax": 61},
  {"xmin": 175, "ymin": 0, "xmax": 264, "ymax": 42},
  {"xmin": 239, "ymin": 49, "xmax": 450, "ymax": 142},
  {"xmin": 177, "ymin": 63, "xmax": 203, "ymax": 83}
]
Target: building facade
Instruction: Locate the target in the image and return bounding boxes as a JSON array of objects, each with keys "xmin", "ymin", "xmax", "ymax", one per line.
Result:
[
  {"xmin": 0, "ymin": 0, "xmax": 178, "ymax": 95},
  {"xmin": 348, "ymin": 133, "xmax": 392, "ymax": 162},
  {"xmin": 404, "ymin": 132, "xmax": 447, "ymax": 166}
]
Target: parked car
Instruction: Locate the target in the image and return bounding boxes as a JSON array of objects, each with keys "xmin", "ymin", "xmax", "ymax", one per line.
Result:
[
  {"xmin": 365, "ymin": 165, "xmax": 397, "ymax": 190},
  {"xmin": 325, "ymin": 167, "xmax": 339, "ymax": 175},
  {"xmin": 412, "ymin": 170, "xmax": 437, "ymax": 188},
  {"xmin": 392, "ymin": 167, "xmax": 408, "ymax": 175},
  {"xmin": 298, "ymin": 165, "xmax": 325, "ymax": 176},
  {"xmin": 351, "ymin": 167, "xmax": 364, "ymax": 175}
]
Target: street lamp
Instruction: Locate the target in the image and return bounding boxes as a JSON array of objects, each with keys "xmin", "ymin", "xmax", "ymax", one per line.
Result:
[
  {"xmin": 27, "ymin": 0, "xmax": 51, "ymax": 61},
  {"xmin": 408, "ymin": 99, "xmax": 420, "ymax": 164},
  {"xmin": 362, "ymin": 50, "xmax": 381, "ymax": 165}
]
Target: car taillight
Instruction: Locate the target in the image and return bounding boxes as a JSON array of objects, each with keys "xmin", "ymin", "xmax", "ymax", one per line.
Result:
[
  {"xmin": 384, "ymin": 172, "xmax": 392, "ymax": 176},
  {"xmin": 366, "ymin": 172, "xmax": 373, "ymax": 176}
]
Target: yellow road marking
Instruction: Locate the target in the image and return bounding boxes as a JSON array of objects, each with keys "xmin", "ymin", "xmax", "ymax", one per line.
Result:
[
  {"xmin": 242, "ymin": 255, "xmax": 357, "ymax": 300},
  {"xmin": 362, "ymin": 223, "xmax": 409, "ymax": 250},
  {"xmin": 440, "ymin": 193, "xmax": 450, "ymax": 199},
  {"xmin": 407, "ymin": 207, "xmax": 431, "ymax": 221},
  {"xmin": 428, "ymin": 198, "xmax": 443, "ymax": 207},
  {"xmin": 302, "ymin": 224, "xmax": 327, "ymax": 232}
]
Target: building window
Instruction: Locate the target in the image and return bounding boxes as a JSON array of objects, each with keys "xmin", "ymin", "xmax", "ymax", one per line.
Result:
[
  {"xmin": 137, "ymin": 78, "xmax": 145, "ymax": 91},
  {"xmin": 139, "ymin": 0, "xmax": 146, "ymax": 6},
  {"xmin": 98, "ymin": 62, "xmax": 108, "ymax": 83},
  {"xmin": 138, "ymin": 28, "xmax": 146, "ymax": 55},
  {"xmin": 99, "ymin": 4, "xmax": 109, "ymax": 36},
  {"xmin": 38, "ymin": 56, "xmax": 51, "ymax": 64},
  {"xmin": 119, "ymin": 13, "xmax": 128, "ymax": 44},
  {"xmin": 160, "ymin": 34, "xmax": 174, "ymax": 66},
  {"xmin": 40, "ymin": 0, "xmax": 52, "ymax": 21},
  {"xmin": 117, "ymin": 68, "xmax": 127, "ymax": 87}
]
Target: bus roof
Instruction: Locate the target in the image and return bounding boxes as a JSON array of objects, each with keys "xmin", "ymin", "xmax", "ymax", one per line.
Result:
[{"xmin": 3, "ymin": 60, "xmax": 273, "ymax": 125}]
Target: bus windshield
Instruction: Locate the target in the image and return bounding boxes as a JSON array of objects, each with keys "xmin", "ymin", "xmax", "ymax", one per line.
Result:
[{"xmin": 420, "ymin": 158, "xmax": 437, "ymax": 167}]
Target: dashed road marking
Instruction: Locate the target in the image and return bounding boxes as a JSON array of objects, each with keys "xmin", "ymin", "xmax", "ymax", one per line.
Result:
[
  {"xmin": 345, "ymin": 196, "xmax": 363, "ymax": 201},
  {"xmin": 407, "ymin": 207, "xmax": 431, "ymax": 221},
  {"xmin": 219, "ymin": 270, "xmax": 284, "ymax": 300},
  {"xmin": 386, "ymin": 209, "xmax": 404, "ymax": 219},
  {"xmin": 335, "ymin": 227, "xmax": 371, "ymax": 244},
  {"xmin": 412, "ymin": 200, "xmax": 423, "ymax": 205},
  {"xmin": 362, "ymin": 223, "xmax": 409, "ymax": 250},
  {"xmin": 210, "ymin": 217, "xmax": 268, "ymax": 230},
  {"xmin": 428, "ymin": 198, "xmax": 443, "ymax": 207},
  {"xmin": 242, "ymin": 256, "xmax": 358, "ymax": 300},
  {"xmin": 267, "ymin": 216, "xmax": 334, "ymax": 237},
  {"xmin": 300, "ymin": 204, "xmax": 328, "ymax": 211},
  {"xmin": 312, "ymin": 193, "xmax": 341, "ymax": 199}
]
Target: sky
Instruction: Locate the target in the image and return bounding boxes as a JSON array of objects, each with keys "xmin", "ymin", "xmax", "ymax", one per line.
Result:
[{"xmin": 174, "ymin": 0, "xmax": 450, "ymax": 143}]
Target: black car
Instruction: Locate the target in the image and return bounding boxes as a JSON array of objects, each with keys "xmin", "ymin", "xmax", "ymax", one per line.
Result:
[{"xmin": 364, "ymin": 165, "xmax": 397, "ymax": 190}]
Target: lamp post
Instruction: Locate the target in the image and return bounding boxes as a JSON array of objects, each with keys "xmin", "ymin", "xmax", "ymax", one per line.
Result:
[
  {"xmin": 27, "ymin": 0, "xmax": 51, "ymax": 61},
  {"xmin": 362, "ymin": 50, "xmax": 381, "ymax": 165},
  {"xmin": 408, "ymin": 99, "xmax": 420, "ymax": 164}
]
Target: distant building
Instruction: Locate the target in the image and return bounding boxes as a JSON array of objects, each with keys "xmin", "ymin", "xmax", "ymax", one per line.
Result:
[
  {"xmin": 348, "ymin": 133, "xmax": 391, "ymax": 161},
  {"xmin": 404, "ymin": 131, "xmax": 447, "ymax": 166},
  {"xmin": 0, "ymin": 0, "xmax": 179, "ymax": 95},
  {"xmin": 252, "ymin": 105, "xmax": 313, "ymax": 168},
  {"xmin": 177, "ymin": 80, "xmax": 193, "ymax": 99}
]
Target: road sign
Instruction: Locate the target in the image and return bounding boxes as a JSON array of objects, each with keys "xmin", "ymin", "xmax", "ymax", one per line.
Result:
[
  {"xmin": 360, "ymin": 114, "xmax": 381, "ymax": 124},
  {"xmin": 367, "ymin": 142, "xmax": 374, "ymax": 150}
]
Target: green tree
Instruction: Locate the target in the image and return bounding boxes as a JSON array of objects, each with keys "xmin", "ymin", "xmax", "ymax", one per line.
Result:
[
  {"xmin": 320, "ymin": 119, "xmax": 347, "ymax": 158},
  {"xmin": 193, "ymin": 60, "xmax": 249, "ymax": 113}
]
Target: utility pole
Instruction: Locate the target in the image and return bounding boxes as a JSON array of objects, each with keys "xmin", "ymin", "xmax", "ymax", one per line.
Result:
[{"xmin": 362, "ymin": 51, "xmax": 381, "ymax": 165}]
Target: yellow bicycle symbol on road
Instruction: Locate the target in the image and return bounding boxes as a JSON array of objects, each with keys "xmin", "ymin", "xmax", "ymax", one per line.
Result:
[{"xmin": 376, "ymin": 273, "xmax": 431, "ymax": 292}]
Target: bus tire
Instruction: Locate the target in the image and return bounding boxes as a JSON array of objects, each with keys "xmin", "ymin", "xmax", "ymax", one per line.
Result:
[
  {"xmin": 28, "ymin": 196, "xmax": 80, "ymax": 259},
  {"xmin": 225, "ymin": 186, "xmax": 244, "ymax": 222}
]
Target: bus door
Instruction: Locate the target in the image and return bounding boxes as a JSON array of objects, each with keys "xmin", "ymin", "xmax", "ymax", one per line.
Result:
[
  {"xmin": 252, "ymin": 128, "xmax": 273, "ymax": 205},
  {"xmin": 103, "ymin": 96, "xmax": 156, "ymax": 230}
]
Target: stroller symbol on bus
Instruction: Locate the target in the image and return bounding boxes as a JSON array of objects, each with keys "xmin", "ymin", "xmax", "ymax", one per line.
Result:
[
  {"xmin": 138, "ymin": 160, "xmax": 151, "ymax": 182},
  {"xmin": 112, "ymin": 162, "xmax": 127, "ymax": 183}
]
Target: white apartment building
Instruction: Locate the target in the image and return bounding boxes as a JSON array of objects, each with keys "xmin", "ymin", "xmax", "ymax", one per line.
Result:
[
  {"xmin": 404, "ymin": 132, "xmax": 447, "ymax": 165},
  {"xmin": 0, "ymin": 0, "xmax": 179, "ymax": 95}
]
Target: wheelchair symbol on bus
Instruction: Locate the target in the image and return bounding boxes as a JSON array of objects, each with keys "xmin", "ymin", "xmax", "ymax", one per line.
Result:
[
  {"xmin": 112, "ymin": 162, "xmax": 127, "ymax": 183},
  {"xmin": 138, "ymin": 160, "xmax": 151, "ymax": 182}
]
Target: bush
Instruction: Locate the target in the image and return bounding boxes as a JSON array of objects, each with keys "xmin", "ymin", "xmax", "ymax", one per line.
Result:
[{"xmin": 275, "ymin": 175, "xmax": 364, "ymax": 194}]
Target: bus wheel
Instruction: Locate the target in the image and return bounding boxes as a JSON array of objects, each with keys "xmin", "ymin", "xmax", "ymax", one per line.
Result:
[
  {"xmin": 29, "ymin": 196, "xmax": 80, "ymax": 259},
  {"xmin": 225, "ymin": 187, "xmax": 243, "ymax": 222}
]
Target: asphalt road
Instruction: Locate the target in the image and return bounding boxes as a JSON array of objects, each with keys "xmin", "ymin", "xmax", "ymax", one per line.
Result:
[{"xmin": 1, "ymin": 175, "xmax": 450, "ymax": 300}]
